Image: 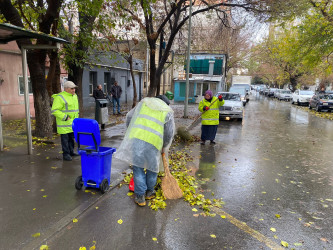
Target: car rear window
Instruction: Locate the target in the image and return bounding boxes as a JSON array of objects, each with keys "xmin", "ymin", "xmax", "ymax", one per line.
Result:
[{"xmin": 300, "ymin": 91, "xmax": 314, "ymax": 95}]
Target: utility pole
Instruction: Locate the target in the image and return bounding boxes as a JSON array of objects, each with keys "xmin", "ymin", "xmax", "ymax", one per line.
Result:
[{"xmin": 184, "ymin": 0, "xmax": 192, "ymax": 118}]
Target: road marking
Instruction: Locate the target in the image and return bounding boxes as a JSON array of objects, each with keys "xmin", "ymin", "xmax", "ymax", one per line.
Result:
[{"xmin": 212, "ymin": 207, "xmax": 284, "ymax": 250}]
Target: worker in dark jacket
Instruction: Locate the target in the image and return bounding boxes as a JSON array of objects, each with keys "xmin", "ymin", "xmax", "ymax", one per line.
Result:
[
  {"xmin": 110, "ymin": 81, "xmax": 122, "ymax": 115},
  {"xmin": 93, "ymin": 85, "xmax": 106, "ymax": 130}
]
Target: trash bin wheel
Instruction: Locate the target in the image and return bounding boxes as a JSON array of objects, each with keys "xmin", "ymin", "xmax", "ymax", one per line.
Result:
[
  {"xmin": 75, "ymin": 176, "xmax": 83, "ymax": 190},
  {"xmin": 100, "ymin": 179, "xmax": 109, "ymax": 194}
]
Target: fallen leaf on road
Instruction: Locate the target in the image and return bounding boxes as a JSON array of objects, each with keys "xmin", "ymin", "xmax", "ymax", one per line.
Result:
[
  {"xmin": 33, "ymin": 208, "xmax": 36, "ymax": 211},
  {"xmin": 51, "ymin": 167, "xmax": 57, "ymax": 169},
  {"xmin": 221, "ymin": 215, "xmax": 226, "ymax": 219},
  {"xmin": 90, "ymin": 245, "xmax": 96, "ymax": 250},
  {"xmin": 325, "ymin": 199, "xmax": 333, "ymax": 202},
  {"xmin": 275, "ymin": 214, "xmax": 281, "ymax": 218},
  {"xmin": 270, "ymin": 228, "xmax": 276, "ymax": 232},
  {"xmin": 210, "ymin": 234, "xmax": 216, "ymax": 238},
  {"xmin": 40, "ymin": 189, "xmax": 45, "ymax": 192},
  {"xmin": 193, "ymin": 214, "xmax": 199, "ymax": 217},
  {"xmin": 320, "ymin": 238, "xmax": 329, "ymax": 242},
  {"xmin": 42, "ymin": 195, "xmax": 47, "ymax": 198},
  {"xmin": 294, "ymin": 243, "xmax": 303, "ymax": 246},
  {"xmin": 32, "ymin": 233, "xmax": 40, "ymax": 238},
  {"xmin": 118, "ymin": 219, "xmax": 123, "ymax": 224},
  {"xmin": 95, "ymin": 207, "xmax": 99, "ymax": 209},
  {"xmin": 281, "ymin": 241, "xmax": 288, "ymax": 247},
  {"xmin": 73, "ymin": 218, "xmax": 78, "ymax": 223},
  {"xmin": 192, "ymin": 208, "xmax": 198, "ymax": 212},
  {"xmin": 152, "ymin": 237, "xmax": 157, "ymax": 241},
  {"xmin": 39, "ymin": 245, "xmax": 49, "ymax": 250},
  {"xmin": 127, "ymin": 192, "xmax": 133, "ymax": 196},
  {"xmin": 79, "ymin": 247, "xmax": 86, "ymax": 250}
]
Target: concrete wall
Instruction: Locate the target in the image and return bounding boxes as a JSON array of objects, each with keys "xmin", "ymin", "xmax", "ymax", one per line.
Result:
[{"xmin": 0, "ymin": 42, "xmax": 35, "ymax": 120}]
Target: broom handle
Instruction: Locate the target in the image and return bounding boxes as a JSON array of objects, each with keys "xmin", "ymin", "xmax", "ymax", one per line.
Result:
[{"xmin": 162, "ymin": 153, "xmax": 171, "ymax": 177}]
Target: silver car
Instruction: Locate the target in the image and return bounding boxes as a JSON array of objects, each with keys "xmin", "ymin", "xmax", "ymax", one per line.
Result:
[
  {"xmin": 278, "ymin": 90, "xmax": 292, "ymax": 101},
  {"xmin": 216, "ymin": 92, "xmax": 244, "ymax": 121}
]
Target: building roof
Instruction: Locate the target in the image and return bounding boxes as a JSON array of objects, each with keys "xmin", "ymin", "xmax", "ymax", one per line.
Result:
[{"xmin": 0, "ymin": 23, "xmax": 69, "ymax": 44}]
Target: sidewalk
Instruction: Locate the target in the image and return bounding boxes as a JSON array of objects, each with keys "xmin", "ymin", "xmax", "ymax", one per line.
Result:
[{"xmin": 0, "ymin": 102, "xmax": 201, "ymax": 250}]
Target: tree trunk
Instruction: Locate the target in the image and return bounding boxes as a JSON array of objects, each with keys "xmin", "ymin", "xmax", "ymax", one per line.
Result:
[
  {"xmin": 128, "ymin": 56, "xmax": 138, "ymax": 108},
  {"xmin": 27, "ymin": 49, "xmax": 53, "ymax": 138},
  {"xmin": 68, "ymin": 63, "xmax": 84, "ymax": 113}
]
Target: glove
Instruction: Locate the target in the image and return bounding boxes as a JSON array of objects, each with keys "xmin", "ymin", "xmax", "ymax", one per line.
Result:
[
  {"xmin": 203, "ymin": 106, "xmax": 209, "ymax": 111},
  {"xmin": 218, "ymin": 95, "xmax": 223, "ymax": 101}
]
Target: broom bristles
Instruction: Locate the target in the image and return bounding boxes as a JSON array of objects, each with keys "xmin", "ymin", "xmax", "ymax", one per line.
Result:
[
  {"xmin": 162, "ymin": 176, "xmax": 183, "ymax": 199},
  {"xmin": 161, "ymin": 153, "xmax": 183, "ymax": 199}
]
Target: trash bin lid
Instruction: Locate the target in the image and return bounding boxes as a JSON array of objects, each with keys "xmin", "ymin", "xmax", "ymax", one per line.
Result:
[
  {"xmin": 72, "ymin": 118, "xmax": 101, "ymax": 147},
  {"xmin": 165, "ymin": 91, "xmax": 174, "ymax": 100},
  {"xmin": 96, "ymin": 99, "xmax": 108, "ymax": 104}
]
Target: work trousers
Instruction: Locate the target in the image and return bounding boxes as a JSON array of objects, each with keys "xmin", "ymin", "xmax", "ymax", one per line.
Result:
[{"xmin": 61, "ymin": 132, "xmax": 75, "ymax": 157}]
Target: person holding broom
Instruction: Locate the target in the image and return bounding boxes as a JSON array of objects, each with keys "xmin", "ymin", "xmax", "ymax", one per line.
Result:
[
  {"xmin": 115, "ymin": 95, "xmax": 175, "ymax": 207},
  {"xmin": 198, "ymin": 90, "xmax": 224, "ymax": 145}
]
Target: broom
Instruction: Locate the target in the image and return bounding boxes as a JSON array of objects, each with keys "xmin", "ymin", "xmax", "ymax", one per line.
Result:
[
  {"xmin": 177, "ymin": 97, "xmax": 220, "ymax": 141},
  {"xmin": 161, "ymin": 152, "xmax": 183, "ymax": 199}
]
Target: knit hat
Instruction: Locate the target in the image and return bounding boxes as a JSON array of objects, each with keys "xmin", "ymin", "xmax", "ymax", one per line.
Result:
[{"xmin": 205, "ymin": 90, "xmax": 213, "ymax": 98}]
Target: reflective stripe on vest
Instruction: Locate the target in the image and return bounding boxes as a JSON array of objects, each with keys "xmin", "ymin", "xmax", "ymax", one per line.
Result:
[{"xmin": 129, "ymin": 103, "xmax": 168, "ymax": 150}]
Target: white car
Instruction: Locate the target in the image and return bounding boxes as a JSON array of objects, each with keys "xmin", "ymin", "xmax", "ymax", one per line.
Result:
[
  {"xmin": 216, "ymin": 92, "xmax": 244, "ymax": 121},
  {"xmin": 292, "ymin": 90, "xmax": 314, "ymax": 105},
  {"xmin": 278, "ymin": 90, "xmax": 293, "ymax": 101}
]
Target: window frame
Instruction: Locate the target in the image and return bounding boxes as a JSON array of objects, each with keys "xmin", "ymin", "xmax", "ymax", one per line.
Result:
[{"xmin": 18, "ymin": 75, "xmax": 32, "ymax": 95}]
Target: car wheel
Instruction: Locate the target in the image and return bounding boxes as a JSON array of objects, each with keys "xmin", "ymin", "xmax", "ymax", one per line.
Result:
[
  {"xmin": 309, "ymin": 104, "xmax": 312, "ymax": 109},
  {"xmin": 291, "ymin": 99, "xmax": 294, "ymax": 104},
  {"xmin": 297, "ymin": 100, "xmax": 300, "ymax": 106},
  {"xmin": 316, "ymin": 105, "xmax": 321, "ymax": 112}
]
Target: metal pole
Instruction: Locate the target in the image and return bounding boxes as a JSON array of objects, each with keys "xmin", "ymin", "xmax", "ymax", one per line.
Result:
[
  {"xmin": 146, "ymin": 43, "xmax": 149, "ymax": 97},
  {"xmin": 0, "ymin": 106, "xmax": 3, "ymax": 151},
  {"xmin": 184, "ymin": 0, "xmax": 192, "ymax": 118},
  {"xmin": 22, "ymin": 48, "xmax": 33, "ymax": 155}
]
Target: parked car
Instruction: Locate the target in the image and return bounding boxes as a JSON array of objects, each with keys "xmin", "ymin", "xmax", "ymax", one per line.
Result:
[
  {"xmin": 216, "ymin": 92, "xmax": 244, "ymax": 120},
  {"xmin": 309, "ymin": 93, "xmax": 333, "ymax": 112},
  {"xmin": 267, "ymin": 88, "xmax": 278, "ymax": 97},
  {"xmin": 278, "ymin": 89, "xmax": 292, "ymax": 101},
  {"xmin": 292, "ymin": 90, "xmax": 314, "ymax": 105},
  {"xmin": 229, "ymin": 86, "xmax": 249, "ymax": 105},
  {"xmin": 274, "ymin": 89, "xmax": 281, "ymax": 99}
]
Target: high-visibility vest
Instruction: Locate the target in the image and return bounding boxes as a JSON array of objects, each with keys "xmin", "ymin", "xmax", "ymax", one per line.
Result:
[
  {"xmin": 198, "ymin": 96, "xmax": 224, "ymax": 125},
  {"xmin": 129, "ymin": 102, "xmax": 169, "ymax": 150},
  {"xmin": 51, "ymin": 91, "xmax": 79, "ymax": 134}
]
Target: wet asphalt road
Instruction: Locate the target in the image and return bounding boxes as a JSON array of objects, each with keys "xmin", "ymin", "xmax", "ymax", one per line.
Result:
[
  {"xmin": 47, "ymin": 93, "xmax": 333, "ymax": 249},
  {"xmin": 4, "ymin": 93, "xmax": 333, "ymax": 249}
]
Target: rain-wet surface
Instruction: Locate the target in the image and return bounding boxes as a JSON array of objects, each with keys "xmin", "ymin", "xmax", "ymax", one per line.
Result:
[{"xmin": 2, "ymin": 94, "xmax": 333, "ymax": 249}]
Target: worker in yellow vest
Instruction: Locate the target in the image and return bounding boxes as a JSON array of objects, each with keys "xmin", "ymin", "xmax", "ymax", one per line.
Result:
[
  {"xmin": 51, "ymin": 81, "xmax": 79, "ymax": 161},
  {"xmin": 115, "ymin": 95, "xmax": 175, "ymax": 206},
  {"xmin": 198, "ymin": 90, "xmax": 224, "ymax": 145}
]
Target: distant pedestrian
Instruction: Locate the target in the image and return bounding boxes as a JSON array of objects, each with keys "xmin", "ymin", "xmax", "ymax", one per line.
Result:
[
  {"xmin": 93, "ymin": 84, "xmax": 107, "ymax": 130},
  {"xmin": 51, "ymin": 81, "xmax": 79, "ymax": 161},
  {"xmin": 198, "ymin": 90, "xmax": 224, "ymax": 145},
  {"xmin": 93, "ymin": 84, "xmax": 105, "ymax": 100},
  {"xmin": 110, "ymin": 81, "xmax": 122, "ymax": 115},
  {"xmin": 319, "ymin": 87, "xmax": 326, "ymax": 94}
]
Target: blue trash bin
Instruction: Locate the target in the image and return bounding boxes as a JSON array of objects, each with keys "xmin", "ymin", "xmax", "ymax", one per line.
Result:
[{"xmin": 72, "ymin": 118, "xmax": 116, "ymax": 193}]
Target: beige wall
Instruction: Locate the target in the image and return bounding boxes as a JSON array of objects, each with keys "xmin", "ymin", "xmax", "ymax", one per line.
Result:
[{"xmin": 0, "ymin": 42, "xmax": 35, "ymax": 120}]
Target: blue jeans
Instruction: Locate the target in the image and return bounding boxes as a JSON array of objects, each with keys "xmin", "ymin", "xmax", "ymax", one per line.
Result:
[
  {"xmin": 112, "ymin": 97, "xmax": 121, "ymax": 114},
  {"xmin": 133, "ymin": 166, "xmax": 158, "ymax": 196}
]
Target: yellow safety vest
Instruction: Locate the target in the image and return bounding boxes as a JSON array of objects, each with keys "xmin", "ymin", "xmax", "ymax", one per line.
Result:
[
  {"xmin": 51, "ymin": 91, "xmax": 79, "ymax": 134},
  {"xmin": 198, "ymin": 96, "xmax": 224, "ymax": 125},
  {"xmin": 129, "ymin": 102, "xmax": 168, "ymax": 150}
]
